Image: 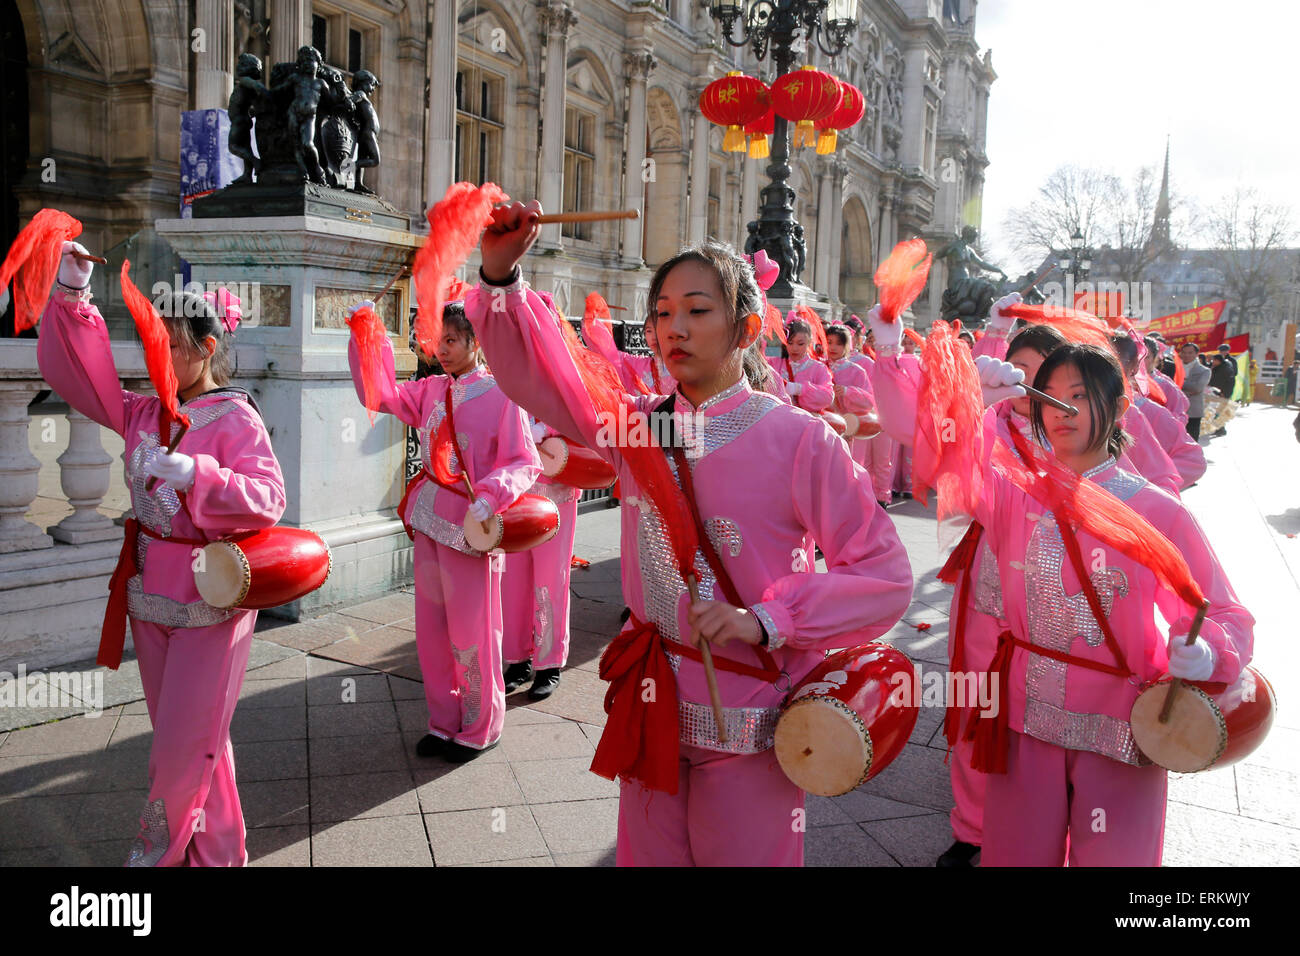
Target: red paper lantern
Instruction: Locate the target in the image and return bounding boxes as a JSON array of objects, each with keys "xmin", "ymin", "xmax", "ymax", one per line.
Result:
[
  {"xmin": 815, "ymin": 80, "xmax": 865, "ymax": 154},
  {"xmin": 743, "ymin": 107, "xmax": 774, "ymax": 158},
  {"xmin": 699, "ymin": 71, "xmax": 771, "ymax": 152},
  {"xmin": 771, "ymin": 65, "xmax": 842, "ymax": 148}
]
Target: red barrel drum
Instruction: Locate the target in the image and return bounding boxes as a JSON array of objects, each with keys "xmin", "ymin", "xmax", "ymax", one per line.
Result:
[{"xmin": 194, "ymin": 527, "xmax": 332, "ymax": 610}]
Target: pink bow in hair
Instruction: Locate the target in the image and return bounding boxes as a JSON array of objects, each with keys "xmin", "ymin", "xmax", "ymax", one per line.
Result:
[
  {"xmin": 203, "ymin": 287, "xmax": 243, "ymax": 334},
  {"xmin": 746, "ymin": 249, "xmax": 779, "ymax": 293}
]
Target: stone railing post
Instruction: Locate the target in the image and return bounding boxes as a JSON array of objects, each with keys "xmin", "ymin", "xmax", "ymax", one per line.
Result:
[
  {"xmin": 50, "ymin": 407, "xmax": 117, "ymax": 543},
  {"xmin": 0, "ymin": 382, "xmax": 53, "ymax": 553}
]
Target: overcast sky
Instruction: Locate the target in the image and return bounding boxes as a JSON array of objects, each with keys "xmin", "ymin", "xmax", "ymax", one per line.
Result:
[{"xmin": 975, "ymin": 0, "xmax": 1299, "ymax": 274}]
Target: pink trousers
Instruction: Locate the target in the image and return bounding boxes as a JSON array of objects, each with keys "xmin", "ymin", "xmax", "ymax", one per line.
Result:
[
  {"xmin": 502, "ymin": 497, "xmax": 577, "ymax": 670},
  {"xmin": 128, "ymin": 611, "xmax": 256, "ymax": 867},
  {"xmin": 891, "ymin": 441, "xmax": 912, "ymax": 494},
  {"xmin": 414, "ymin": 535, "xmax": 506, "ymax": 750},
  {"xmin": 616, "ymin": 744, "xmax": 804, "ymax": 866},
  {"xmin": 981, "ymin": 730, "xmax": 1168, "ymax": 866},
  {"xmin": 947, "ymin": 608, "xmax": 1001, "ymax": 846},
  {"xmin": 861, "ymin": 436, "xmax": 893, "ymax": 503}
]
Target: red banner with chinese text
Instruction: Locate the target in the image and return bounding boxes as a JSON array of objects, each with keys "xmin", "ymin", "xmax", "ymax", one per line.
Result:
[
  {"xmin": 1073, "ymin": 289, "xmax": 1126, "ymax": 322},
  {"xmin": 1144, "ymin": 301, "xmax": 1227, "ymax": 348}
]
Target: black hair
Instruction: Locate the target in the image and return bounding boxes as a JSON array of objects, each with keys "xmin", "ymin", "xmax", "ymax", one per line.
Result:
[
  {"xmin": 647, "ymin": 242, "xmax": 769, "ymax": 390},
  {"xmin": 159, "ymin": 291, "xmax": 234, "ymax": 387},
  {"xmin": 1006, "ymin": 324, "xmax": 1067, "ymax": 362},
  {"xmin": 1109, "ymin": 333, "xmax": 1139, "ymax": 376},
  {"xmin": 825, "ymin": 324, "xmax": 851, "ymax": 348},
  {"xmin": 1031, "ymin": 343, "xmax": 1128, "ymax": 459}
]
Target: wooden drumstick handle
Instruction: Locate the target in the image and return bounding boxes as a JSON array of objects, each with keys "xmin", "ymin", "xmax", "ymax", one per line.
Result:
[
  {"xmin": 144, "ymin": 423, "xmax": 190, "ymax": 494},
  {"xmin": 686, "ymin": 574, "xmax": 728, "ymax": 743},
  {"xmin": 1158, "ymin": 600, "xmax": 1211, "ymax": 724},
  {"xmin": 70, "ymin": 250, "xmax": 108, "ymax": 264},
  {"xmin": 1022, "ymin": 385, "xmax": 1079, "ymax": 416},
  {"xmin": 375, "ymin": 266, "xmax": 408, "ymax": 301},
  {"xmin": 535, "ymin": 209, "xmax": 639, "ymax": 224}
]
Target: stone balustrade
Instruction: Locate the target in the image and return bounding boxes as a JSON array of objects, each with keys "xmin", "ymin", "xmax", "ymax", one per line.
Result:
[{"xmin": 0, "ymin": 339, "xmax": 150, "ymax": 671}]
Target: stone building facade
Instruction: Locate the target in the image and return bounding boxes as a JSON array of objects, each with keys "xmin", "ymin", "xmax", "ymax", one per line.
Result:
[{"xmin": 4, "ymin": 0, "xmax": 994, "ymax": 329}]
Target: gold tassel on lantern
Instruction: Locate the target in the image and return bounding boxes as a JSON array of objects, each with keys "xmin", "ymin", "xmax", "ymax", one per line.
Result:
[
  {"xmin": 794, "ymin": 119, "xmax": 817, "ymax": 148},
  {"xmin": 816, "ymin": 128, "xmax": 838, "ymax": 154},
  {"xmin": 723, "ymin": 125, "xmax": 747, "ymax": 152},
  {"xmin": 748, "ymin": 134, "xmax": 770, "ymax": 158}
]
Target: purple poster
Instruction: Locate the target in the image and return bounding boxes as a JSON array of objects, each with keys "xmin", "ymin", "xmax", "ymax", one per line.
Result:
[{"xmin": 179, "ymin": 109, "xmax": 245, "ymax": 218}]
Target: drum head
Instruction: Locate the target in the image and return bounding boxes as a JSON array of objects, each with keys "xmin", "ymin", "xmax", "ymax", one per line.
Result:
[
  {"xmin": 842, "ymin": 413, "xmax": 860, "ymax": 438},
  {"xmin": 463, "ymin": 513, "xmax": 504, "ymax": 553},
  {"xmin": 774, "ymin": 696, "xmax": 873, "ymax": 797},
  {"xmin": 538, "ymin": 436, "xmax": 568, "ymax": 479},
  {"xmin": 1129, "ymin": 683, "xmax": 1225, "ymax": 773},
  {"xmin": 193, "ymin": 541, "xmax": 250, "ymax": 610}
]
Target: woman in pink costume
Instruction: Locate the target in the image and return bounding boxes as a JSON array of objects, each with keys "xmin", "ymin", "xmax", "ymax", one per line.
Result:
[
  {"xmin": 845, "ymin": 316, "xmax": 894, "ymax": 506},
  {"xmin": 1146, "ymin": 337, "xmax": 1190, "ymax": 425},
  {"xmin": 501, "ymin": 414, "xmax": 578, "ymax": 700},
  {"xmin": 1112, "ymin": 335, "xmax": 1206, "ymax": 490},
  {"xmin": 873, "ymin": 315, "xmax": 1253, "ymax": 866},
  {"xmin": 347, "ymin": 300, "xmax": 540, "ymax": 761},
  {"xmin": 37, "ymin": 243, "xmax": 286, "ymax": 866},
  {"xmin": 824, "ymin": 323, "xmax": 876, "ymax": 469},
  {"xmin": 466, "ymin": 203, "xmax": 913, "ymax": 866},
  {"xmin": 770, "ymin": 319, "xmax": 833, "ymax": 415}
]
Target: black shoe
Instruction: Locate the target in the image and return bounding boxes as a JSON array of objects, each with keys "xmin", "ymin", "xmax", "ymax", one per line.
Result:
[
  {"xmin": 619, "ymin": 606, "xmax": 632, "ymax": 625},
  {"xmin": 504, "ymin": 660, "xmax": 533, "ymax": 693},
  {"xmin": 1214, "ymin": 427, "xmax": 1227, "ymax": 437},
  {"xmin": 528, "ymin": 668, "xmax": 561, "ymax": 700},
  {"xmin": 878, "ymin": 499, "xmax": 891, "ymax": 509},
  {"xmin": 935, "ymin": 840, "xmax": 980, "ymax": 867},
  {"xmin": 891, "ymin": 491, "xmax": 902, "ymax": 502},
  {"xmin": 416, "ymin": 734, "xmax": 447, "ymax": 758},
  {"xmin": 899, "ymin": 491, "xmax": 913, "ymax": 500},
  {"xmin": 444, "ymin": 739, "xmax": 499, "ymax": 764}
]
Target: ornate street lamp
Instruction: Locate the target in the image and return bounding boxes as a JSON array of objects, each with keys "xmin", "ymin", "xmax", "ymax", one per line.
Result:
[
  {"xmin": 710, "ymin": 1, "xmax": 857, "ymax": 300},
  {"xmin": 1058, "ymin": 228, "xmax": 1093, "ymax": 286}
]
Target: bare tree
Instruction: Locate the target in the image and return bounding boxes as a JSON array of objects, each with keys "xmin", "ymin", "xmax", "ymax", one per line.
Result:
[{"xmin": 1203, "ymin": 187, "xmax": 1296, "ymax": 333}]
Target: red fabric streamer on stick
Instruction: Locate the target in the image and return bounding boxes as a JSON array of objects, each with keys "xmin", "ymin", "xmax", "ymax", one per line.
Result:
[
  {"xmin": 913, "ymin": 321, "xmax": 984, "ymax": 549},
  {"xmin": 346, "ymin": 304, "xmax": 388, "ymax": 425},
  {"xmin": 120, "ymin": 260, "xmax": 191, "ymax": 446},
  {"xmin": 873, "ymin": 238, "xmax": 932, "ymax": 324},
  {"xmin": 412, "ymin": 181, "xmax": 509, "ymax": 359},
  {"xmin": 994, "ymin": 427, "xmax": 1205, "ymax": 609},
  {"xmin": 1004, "ymin": 302, "xmax": 1112, "ymax": 351},
  {"xmin": 764, "ymin": 303, "xmax": 787, "ymax": 346},
  {"xmin": 0, "ymin": 208, "xmax": 83, "ymax": 332}
]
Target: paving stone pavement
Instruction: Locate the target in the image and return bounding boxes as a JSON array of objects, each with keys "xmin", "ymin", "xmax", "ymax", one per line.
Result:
[{"xmin": 2, "ymin": 405, "xmax": 1297, "ymax": 866}]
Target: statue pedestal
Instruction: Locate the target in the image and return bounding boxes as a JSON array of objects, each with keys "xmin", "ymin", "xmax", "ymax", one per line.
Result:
[{"xmin": 156, "ymin": 214, "xmax": 423, "ymax": 619}]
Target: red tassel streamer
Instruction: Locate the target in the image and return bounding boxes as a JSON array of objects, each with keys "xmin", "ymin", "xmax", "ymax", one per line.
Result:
[
  {"xmin": 0, "ymin": 208, "xmax": 83, "ymax": 332},
  {"xmin": 120, "ymin": 260, "xmax": 188, "ymax": 436},
  {"xmin": 994, "ymin": 428, "xmax": 1206, "ymax": 609},
  {"xmin": 346, "ymin": 304, "xmax": 387, "ymax": 425},
  {"xmin": 873, "ymin": 238, "xmax": 932, "ymax": 323},
  {"xmin": 412, "ymin": 181, "xmax": 509, "ymax": 359}
]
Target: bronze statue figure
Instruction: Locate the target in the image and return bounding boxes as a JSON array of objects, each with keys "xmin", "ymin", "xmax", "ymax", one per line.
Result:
[{"xmin": 934, "ymin": 225, "xmax": 1009, "ymax": 325}]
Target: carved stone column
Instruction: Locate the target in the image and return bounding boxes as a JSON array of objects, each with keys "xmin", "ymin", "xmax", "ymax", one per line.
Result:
[
  {"xmin": 828, "ymin": 158, "xmax": 847, "ymax": 306},
  {"xmin": 195, "ymin": 0, "xmax": 235, "ymax": 109},
  {"xmin": 814, "ymin": 167, "xmax": 834, "ymax": 292},
  {"xmin": 621, "ymin": 45, "xmax": 657, "ymax": 266},
  {"xmin": 0, "ymin": 384, "xmax": 52, "ymax": 553},
  {"xmin": 537, "ymin": 1, "xmax": 578, "ymax": 251},
  {"xmin": 687, "ymin": 85, "xmax": 711, "ymax": 244},
  {"xmin": 270, "ymin": 0, "xmax": 309, "ymax": 67},
  {"xmin": 50, "ymin": 409, "xmax": 116, "ymax": 544},
  {"xmin": 425, "ymin": 0, "xmax": 458, "ymax": 209}
]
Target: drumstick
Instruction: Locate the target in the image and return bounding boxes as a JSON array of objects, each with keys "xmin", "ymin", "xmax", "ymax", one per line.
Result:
[
  {"xmin": 1014, "ymin": 262, "xmax": 1056, "ymax": 297},
  {"xmin": 374, "ymin": 267, "xmax": 408, "ymax": 301},
  {"xmin": 1023, "ymin": 384, "xmax": 1079, "ymax": 416},
  {"xmin": 535, "ymin": 209, "xmax": 639, "ymax": 224},
  {"xmin": 144, "ymin": 423, "xmax": 191, "ymax": 494},
  {"xmin": 70, "ymin": 250, "xmax": 109, "ymax": 264},
  {"xmin": 686, "ymin": 573, "xmax": 728, "ymax": 743},
  {"xmin": 1158, "ymin": 600, "xmax": 1211, "ymax": 724}
]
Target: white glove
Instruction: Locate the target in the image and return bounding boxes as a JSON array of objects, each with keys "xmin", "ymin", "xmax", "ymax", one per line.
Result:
[
  {"xmin": 986, "ymin": 291, "xmax": 1022, "ymax": 337},
  {"xmin": 786, "ymin": 381, "xmax": 802, "ymax": 396},
  {"xmin": 975, "ymin": 355, "xmax": 1026, "ymax": 407},
  {"xmin": 866, "ymin": 304, "xmax": 903, "ymax": 357},
  {"xmin": 347, "ymin": 299, "xmax": 376, "ymax": 317},
  {"xmin": 58, "ymin": 241, "xmax": 94, "ymax": 290},
  {"xmin": 530, "ymin": 422, "xmax": 547, "ymax": 443},
  {"xmin": 467, "ymin": 496, "xmax": 493, "ymax": 523},
  {"xmin": 1166, "ymin": 627, "xmax": 1216, "ymax": 682},
  {"xmin": 144, "ymin": 451, "xmax": 197, "ymax": 490}
]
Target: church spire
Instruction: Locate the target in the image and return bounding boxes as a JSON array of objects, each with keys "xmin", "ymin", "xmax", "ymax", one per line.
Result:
[{"xmin": 1149, "ymin": 136, "xmax": 1172, "ymax": 255}]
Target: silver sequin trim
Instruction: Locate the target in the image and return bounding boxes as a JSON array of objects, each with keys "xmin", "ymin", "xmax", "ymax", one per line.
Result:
[
  {"xmin": 1019, "ymin": 465, "xmax": 1149, "ymax": 764},
  {"xmin": 126, "ymin": 577, "xmax": 238, "ymax": 629},
  {"xmin": 126, "ymin": 796, "xmax": 169, "ymax": 867},
  {"xmin": 705, "ymin": 517, "xmax": 743, "ymax": 557},
  {"xmin": 678, "ymin": 700, "xmax": 779, "ymax": 754},
  {"xmin": 534, "ymin": 585, "xmax": 555, "ymax": 663},
  {"xmin": 407, "ymin": 483, "xmax": 484, "ymax": 557},
  {"xmin": 534, "ymin": 480, "xmax": 580, "ymax": 505},
  {"xmin": 679, "ymin": 392, "xmax": 782, "ymax": 460},
  {"xmin": 749, "ymin": 604, "xmax": 786, "ymax": 651},
  {"xmin": 128, "ymin": 432, "xmax": 181, "ymax": 536},
  {"xmin": 973, "ymin": 540, "xmax": 1003, "ymax": 617},
  {"xmin": 452, "ymin": 644, "xmax": 482, "ymax": 729}
]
